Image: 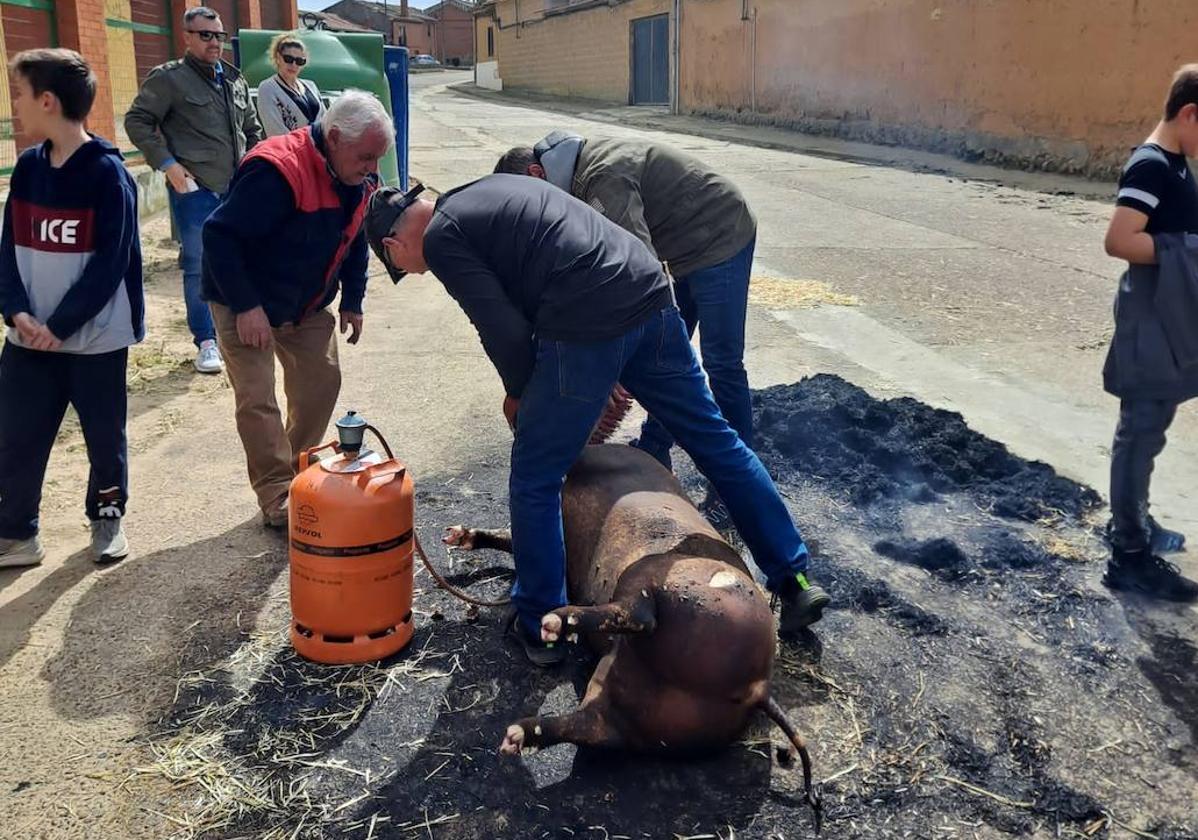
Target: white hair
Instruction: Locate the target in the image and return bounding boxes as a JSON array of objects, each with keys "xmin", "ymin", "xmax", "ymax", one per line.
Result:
[{"xmin": 320, "ymin": 90, "xmax": 394, "ymax": 146}]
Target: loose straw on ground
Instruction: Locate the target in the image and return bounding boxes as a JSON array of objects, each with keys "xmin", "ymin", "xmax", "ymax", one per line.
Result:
[{"xmin": 128, "ymin": 602, "xmax": 459, "ymax": 840}]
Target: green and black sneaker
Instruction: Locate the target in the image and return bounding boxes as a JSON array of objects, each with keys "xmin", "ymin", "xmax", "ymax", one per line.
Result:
[{"xmin": 777, "ymin": 572, "xmax": 832, "ymax": 636}]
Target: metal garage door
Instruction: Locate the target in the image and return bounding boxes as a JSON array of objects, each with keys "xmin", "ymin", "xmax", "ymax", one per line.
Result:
[{"xmin": 630, "ymin": 13, "xmax": 668, "ymax": 106}]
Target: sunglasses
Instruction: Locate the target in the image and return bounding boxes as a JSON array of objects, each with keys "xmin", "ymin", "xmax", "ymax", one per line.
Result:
[
  {"xmin": 187, "ymin": 30, "xmax": 228, "ymax": 42},
  {"xmin": 280, "ymin": 54, "xmax": 308, "ymax": 66}
]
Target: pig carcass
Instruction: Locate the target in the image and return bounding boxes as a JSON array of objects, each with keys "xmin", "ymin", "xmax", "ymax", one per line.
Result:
[{"xmin": 443, "ymin": 443, "xmax": 821, "ymax": 824}]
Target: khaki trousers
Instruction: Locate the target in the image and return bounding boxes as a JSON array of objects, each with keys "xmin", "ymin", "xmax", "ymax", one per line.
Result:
[{"xmin": 211, "ymin": 303, "xmax": 341, "ymax": 515}]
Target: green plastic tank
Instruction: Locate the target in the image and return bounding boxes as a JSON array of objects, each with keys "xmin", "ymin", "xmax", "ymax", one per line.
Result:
[{"xmin": 237, "ymin": 29, "xmax": 400, "ymax": 186}]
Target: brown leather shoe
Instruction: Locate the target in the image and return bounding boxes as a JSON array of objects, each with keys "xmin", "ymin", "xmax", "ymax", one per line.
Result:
[{"xmin": 262, "ymin": 497, "xmax": 289, "ymax": 530}]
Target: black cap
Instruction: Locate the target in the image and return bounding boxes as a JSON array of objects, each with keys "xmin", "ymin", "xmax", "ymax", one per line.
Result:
[{"xmin": 366, "ymin": 182, "xmax": 425, "ymax": 284}]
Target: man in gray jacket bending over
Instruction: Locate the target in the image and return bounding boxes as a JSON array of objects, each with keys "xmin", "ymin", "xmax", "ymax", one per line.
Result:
[{"xmin": 495, "ymin": 133, "xmax": 756, "ymax": 528}]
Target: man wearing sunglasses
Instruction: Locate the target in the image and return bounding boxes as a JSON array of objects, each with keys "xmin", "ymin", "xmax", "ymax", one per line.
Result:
[{"xmin": 126, "ymin": 6, "xmax": 263, "ymax": 376}]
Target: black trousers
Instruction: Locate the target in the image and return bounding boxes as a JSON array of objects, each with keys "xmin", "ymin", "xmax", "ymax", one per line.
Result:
[
  {"xmin": 1109, "ymin": 398, "xmax": 1178, "ymax": 552},
  {"xmin": 0, "ymin": 341, "xmax": 128, "ymax": 540}
]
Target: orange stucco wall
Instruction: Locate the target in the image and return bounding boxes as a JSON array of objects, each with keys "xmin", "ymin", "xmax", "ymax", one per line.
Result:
[{"xmin": 680, "ymin": 0, "xmax": 1198, "ymax": 176}]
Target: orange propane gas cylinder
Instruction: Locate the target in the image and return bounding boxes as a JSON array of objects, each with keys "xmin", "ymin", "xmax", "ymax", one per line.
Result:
[{"xmin": 288, "ymin": 411, "xmax": 415, "ymax": 664}]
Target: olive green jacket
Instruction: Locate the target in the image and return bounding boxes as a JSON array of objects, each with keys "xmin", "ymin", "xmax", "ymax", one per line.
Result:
[
  {"xmin": 125, "ymin": 56, "xmax": 263, "ymax": 194},
  {"xmin": 569, "ymin": 137, "xmax": 756, "ymax": 278}
]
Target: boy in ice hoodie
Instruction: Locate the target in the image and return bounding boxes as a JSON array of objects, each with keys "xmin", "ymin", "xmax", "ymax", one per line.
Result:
[{"xmin": 0, "ymin": 48, "xmax": 144, "ymax": 567}]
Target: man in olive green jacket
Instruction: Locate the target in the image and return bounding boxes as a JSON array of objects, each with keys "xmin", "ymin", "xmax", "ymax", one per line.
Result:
[
  {"xmin": 125, "ymin": 6, "xmax": 263, "ymax": 375},
  {"xmin": 496, "ymin": 132, "xmax": 757, "ymax": 525}
]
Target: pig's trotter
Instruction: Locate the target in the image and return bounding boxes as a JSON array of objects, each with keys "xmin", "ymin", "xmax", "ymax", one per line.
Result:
[
  {"xmin": 544, "ymin": 594, "xmax": 657, "ymax": 642},
  {"xmin": 498, "ymin": 724, "xmax": 526, "ymax": 756},
  {"xmin": 442, "ymin": 526, "xmax": 513, "ymax": 553},
  {"xmin": 540, "ymin": 612, "xmax": 565, "ymax": 643},
  {"xmin": 442, "ymin": 526, "xmax": 476, "ymax": 550},
  {"xmin": 499, "ymin": 706, "xmax": 626, "ymax": 754},
  {"xmin": 763, "ymin": 695, "xmax": 823, "ymax": 832}
]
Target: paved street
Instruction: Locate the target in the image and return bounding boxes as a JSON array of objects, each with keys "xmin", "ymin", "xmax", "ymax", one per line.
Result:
[{"xmin": 412, "ymin": 71, "xmax": 1197, "ymax": 547}]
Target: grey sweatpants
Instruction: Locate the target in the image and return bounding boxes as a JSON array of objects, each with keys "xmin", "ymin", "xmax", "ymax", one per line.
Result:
[{"xmin": 1109, "ymin": 398, "xmax": 1178, "ymax": 551}]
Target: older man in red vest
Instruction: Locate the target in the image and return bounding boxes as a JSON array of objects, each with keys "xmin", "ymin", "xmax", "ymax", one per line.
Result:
[{"xmin": 201, "ymin": 90, "xmax": 391, "ymax": 528}]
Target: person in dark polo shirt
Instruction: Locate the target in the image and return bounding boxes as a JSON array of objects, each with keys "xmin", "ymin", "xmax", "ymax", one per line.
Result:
[{"xmin": 364, "ymin": 175, "xmax": 829, "ymax": 667}]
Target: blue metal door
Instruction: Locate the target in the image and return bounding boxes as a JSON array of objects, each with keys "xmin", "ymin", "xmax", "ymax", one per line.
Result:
[{"xmin": 631, "ymin": 14, "xmax": 669, "ymax": 105}]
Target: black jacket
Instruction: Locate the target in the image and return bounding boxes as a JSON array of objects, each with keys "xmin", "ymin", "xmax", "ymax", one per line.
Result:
[
  {"xmin": 1103, "ymin": 233, "xmax": 1198, "ymax": 402},
  {"xmin": 424, "ymin": 174, "xmax": 672, "ymax": 397}
]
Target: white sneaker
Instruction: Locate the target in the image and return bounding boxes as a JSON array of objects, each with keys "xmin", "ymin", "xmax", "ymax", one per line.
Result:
[
  {"xmin": 0, "ymin": 535, "xmax": 44, "ymax": 568},
  {"xmin": 91, "ymin": 518, "xmax": 129, "ymax": 564},
  {"xmin": 195, "ymin": 340, "xmax": 224, "ymax": 374}
]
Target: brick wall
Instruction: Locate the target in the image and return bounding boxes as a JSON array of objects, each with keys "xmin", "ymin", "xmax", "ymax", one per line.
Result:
[
  {"xmin": 235, "ymin": 0, "xmax": 260, "ymax": 30},
  {"xmin": 392, "ymin": 17, "xmax": 434, "ymax": 55},
  {"xmin": 0, "ymin": 0, "xmax": 296, "ymax": 171},
  {"xmin": 130, "ymin": 0, "xmax": 171, "ymax": 83},
  {"xmin": 494, "ymin": 0, "xmax": 669, "ymax": 103},
  {"xmin": 57, "ymin": 0, "xmax": 118, "ymax": 141},
  {"xmin": 429, "ymin": 1, "xmax": 472, "ymax": 65},
  {"xmin": 259, "ymin": 0, "xmax": 296, "ymax": 32},
  {"xmin": 2, "ymin": 5, "xmax": 55, "ymax": 158},
  {"xmin": 169, "ymin": 0, "xmax": 198, "ymax": 55}
]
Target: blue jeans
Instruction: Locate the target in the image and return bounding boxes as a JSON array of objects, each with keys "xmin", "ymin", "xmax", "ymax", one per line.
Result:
[
  {"xmin": 637, "ymin": 237, "xmax": 754, "ymax": 468},
  {"xmin": 169, "ymin": 187, "xmax": 220, "ymax": 346},
  {"xmin": 0, "ymin": 341, "xmax": 128, "ymax": 540},
  {"xmin": 509, "ymin": 305, "xmax": 809, "ymax": 637}
]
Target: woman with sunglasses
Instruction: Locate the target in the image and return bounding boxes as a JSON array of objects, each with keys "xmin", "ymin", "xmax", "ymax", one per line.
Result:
[{"xmin": 256, "ymin": 34, "xmax": 325, "ymax": 137}]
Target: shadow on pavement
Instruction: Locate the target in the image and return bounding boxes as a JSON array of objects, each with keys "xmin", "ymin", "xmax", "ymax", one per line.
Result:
[
  {"xmin": 0, "ymin": 549, "xmax": 97, "ymax": 669},
  {"xmin": 42, "ymin": 519, "xmax": 287, "ymax": 722}
]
